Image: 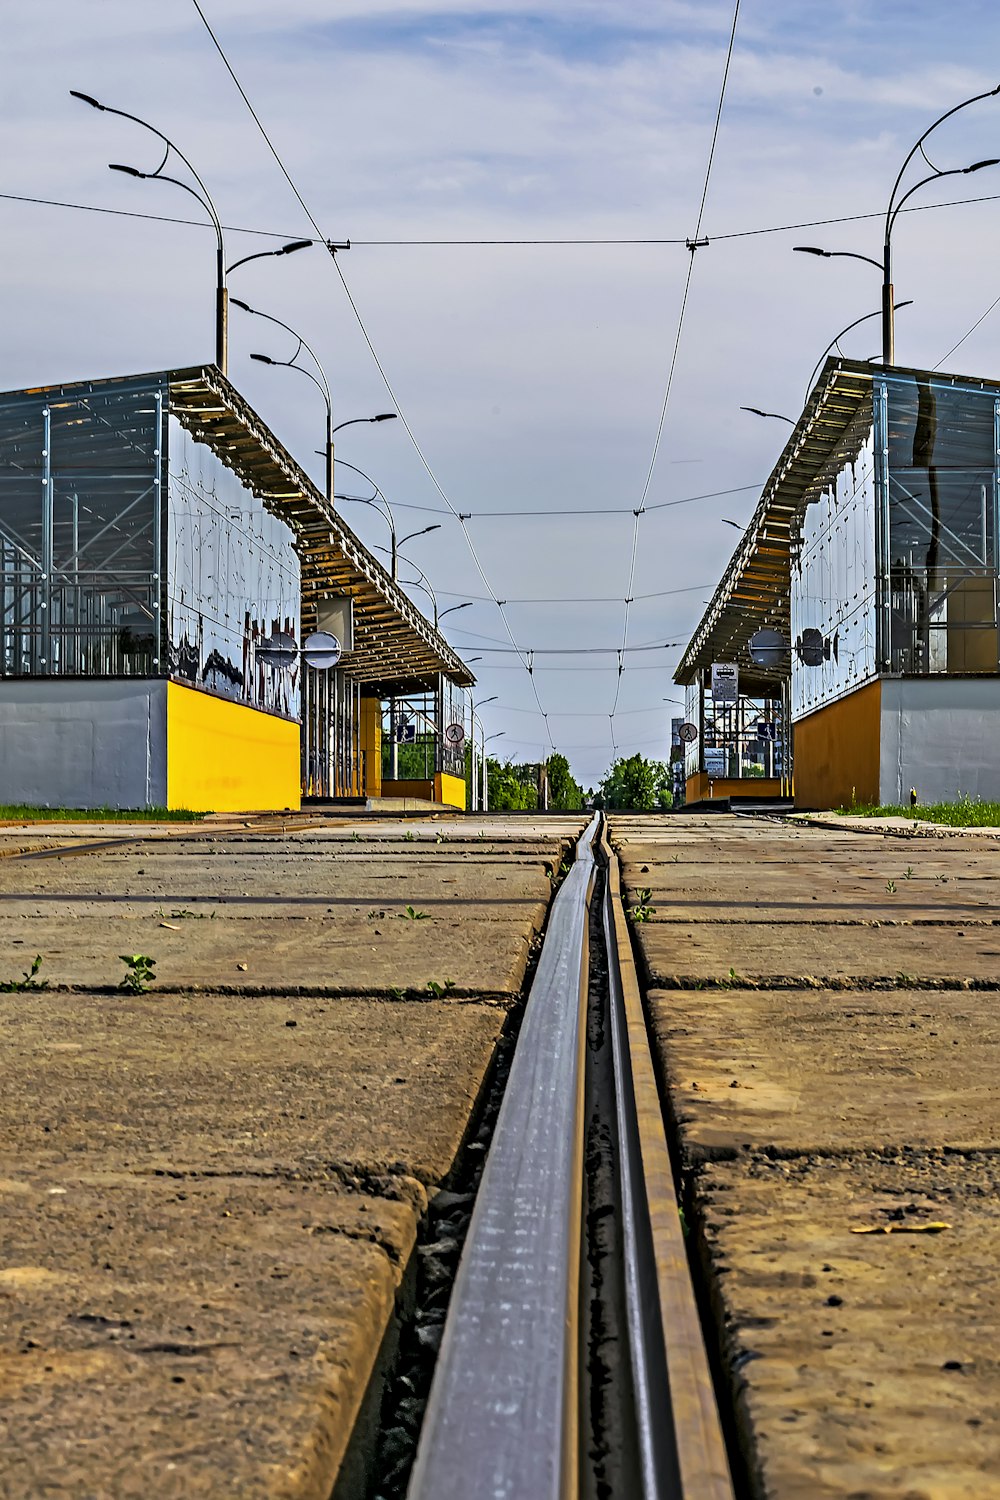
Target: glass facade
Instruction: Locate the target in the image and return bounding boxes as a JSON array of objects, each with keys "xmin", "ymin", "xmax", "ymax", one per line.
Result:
[
  {"xmin": 0, "ymin": 379, "xmax": 301, "ymax": 719},
  {"xmin": 167, "ymin": 417, "xmax": 299, "ymax": 718},
  {"xmin": 0, "ymin": 377, "xmax": 164, "ymax": 677},
  {"xmin": 878, "ymin": 373, "xmax": 1000, "ymax": 676},
  {"xmin": 790, "ymin": 369, "xmax": 1000, "ymax": 724}
]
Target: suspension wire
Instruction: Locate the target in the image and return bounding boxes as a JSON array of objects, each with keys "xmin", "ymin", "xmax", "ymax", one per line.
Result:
[
  {"xmin": 7, "ymin": 187, "xmax": 1000, "ymax": 246},
  {"xmin": 609, "ymin": 0, "xmax": 741, "ymax": 747},
  {"xmin": 189, "ymin": 0, "xmax": 555, "ymax": 747}
]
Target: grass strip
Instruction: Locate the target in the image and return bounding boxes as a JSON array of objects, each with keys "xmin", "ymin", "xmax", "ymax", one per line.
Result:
[{"xmin": 0, "ymin": 805, "xmax": 207, "ymax": 822}]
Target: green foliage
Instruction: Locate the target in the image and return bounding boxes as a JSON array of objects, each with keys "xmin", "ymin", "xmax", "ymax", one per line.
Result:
[
  {"xmin": 425, "ymin": 979, "xmax": 456, "ymax": 997},
  {"xmin": 546, "ymin": 753, "xmax": 585, "ymax": 811},
  {"xmin": 835, "ymin": 794, "xmax": 1000, "ymax": 827},
  {"xmin": 0, "ymin": 954, "xmax": 48, "ymax": 992},
  {"xmin": 487, "ymin": 758, "xmax": 538, "ymax": 811},
  {"xmin": 119, "ymin": 954, "xmax": 156, "ymax": 994},
  {"xmin": 0, "ymin": 805, "xmax": 205, "ymax": 822},
  {"xmin": 598, "ymin": 754, "xmax": 673, "ymax": 811},
  {"xmin": 399, "ymin": 906, "xmax": 431, "ymax": 921},
  {"xmin": 629, "ymin": 888, "xmax": 656, "ymax": 922}
]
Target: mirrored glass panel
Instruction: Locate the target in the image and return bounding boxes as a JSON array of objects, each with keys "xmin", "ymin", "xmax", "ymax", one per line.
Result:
[
  {"xmin": 0, "ymin": 377, "xmax": 163, "ymax": 676},
  {"xmin": 166, "ymin": 416, "xmax": 300, "ymax": 717},
  {"xmin": 881, "ymin": 374, "xmax": 999, "ymax": 674}
]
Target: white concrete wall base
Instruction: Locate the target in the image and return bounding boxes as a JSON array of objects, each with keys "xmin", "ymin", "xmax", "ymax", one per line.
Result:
[
  {"xmin": 0, "ymin": 680, "xmax": 167, "ymax": 808},
  {"xmin": 880, "ymin": 678, "xmax": 1000, "ymax": 805}
]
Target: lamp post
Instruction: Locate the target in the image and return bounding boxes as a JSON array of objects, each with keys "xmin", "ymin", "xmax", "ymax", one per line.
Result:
[
  {"xmin": 471, "ymin": 695, "xmax": 498, "ymax": 813},
  {"xmin": 803, "ymin": 301, "xmax": 913, "ymax": 397},
  {"xmin": 71, "ymin": 90, "xmax": 230, "ymax": 373},
  {"xmin": 482, "ymin": 730, "xmax": 505, "ymax": 811},
  {"xmin": 335, "ymin": 461, "xmax": 403, "ymax": 574},
  {"xmin": 227, "ymin": 240, "xmax": 314, "ymax": 276},
  {"xmin": 373, "ymin": 531, "xmax": 440, "ymax": 594},
  {"xmin": 333, "ymin": 414, "xmax": 397, "ymax": 435},
  {"xmin": 740, "ymin": 406, "xmax": 794, "ymax": 423},
  {"xmin": 232, "ymin": 298, "xmax": 334, "ymax": 499},
  {"xmin": 794, "ymin": 85, "xmax": 1000, "ymax": 365}
]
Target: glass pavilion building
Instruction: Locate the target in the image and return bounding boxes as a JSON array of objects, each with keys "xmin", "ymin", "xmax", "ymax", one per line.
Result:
[
  {"xmin": 0, "ymin": 366, "xmax": 473, "ymax": 811},
  {"xmin": 677, "ymin": 357, "xmax": 1000, "ymax": 809}
]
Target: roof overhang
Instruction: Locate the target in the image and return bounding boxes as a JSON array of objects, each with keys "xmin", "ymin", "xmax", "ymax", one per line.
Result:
[
  {"xmin": 675, "ymin": 356, "xmax": 874, "ymax": 686},
  {"xmin": 17, "ymin": 364, "xmax": 475, "ymax": 695}
]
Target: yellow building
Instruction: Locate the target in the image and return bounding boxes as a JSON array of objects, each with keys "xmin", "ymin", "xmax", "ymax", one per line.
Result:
[{"xmin": 0, "ymin": 366, "xmax": 473, "ymax": 812}]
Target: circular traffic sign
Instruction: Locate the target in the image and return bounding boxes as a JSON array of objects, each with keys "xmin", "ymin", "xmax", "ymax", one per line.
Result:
[
  {"xmin": 302, "ymin": 630, "xmax": 342, "ymax": 671},
  {"xmin": 444, "ymin": 722, "xmax": 466, "ymax": 747},
  {"xmin": 678, "ymin": 721, "xmax": 699, "ymax": 743}
]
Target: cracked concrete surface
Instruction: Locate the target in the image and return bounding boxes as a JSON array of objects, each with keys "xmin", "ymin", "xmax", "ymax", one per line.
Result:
[
  {"xmin": 613, "ymin": 812, "xmax": 1000, "ymax": 1499},
  {"xmin": 0, "ymin": 812, "xmax": 586, "ymax": 1498}
]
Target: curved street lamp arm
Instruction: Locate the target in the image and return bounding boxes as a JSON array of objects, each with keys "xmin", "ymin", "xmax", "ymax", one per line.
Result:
[
  {"xmin": 113, "ymin": 167, "xmax": 218, "ymax": 235},
  {"xmin": 73, "ymin": 92, "xmax": 224, "ymax": 255},
  {"xmin": 226, "ymin": 241, "xmax": 313, "ymax": 276},
  {"xmin": 232, "ymin": 301, "xmax": 331, "ymax": 410},
  {"xmin": 886, "ymin": 84, "xmax": 1000, "ymax": 235},
  {"xmin": 805, "ymin": 300, "xmax": 913, "ymax": 397},
  {"xmin": 256, "ymin": 356, "xmax": 331, "ymax": 419},
  {"xmin": 887, "ymin": 165, "xmax": 974, "ymax": 241}
]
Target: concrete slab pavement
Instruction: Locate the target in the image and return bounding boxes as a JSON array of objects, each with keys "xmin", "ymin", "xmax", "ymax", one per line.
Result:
[
  {"xmin": 0, "ymin": 811, "xmax": 587, "ymax": 1498},
  {"xmin": 612, "ymin": 811, "xmax": 1000, "ymax": 1499}
]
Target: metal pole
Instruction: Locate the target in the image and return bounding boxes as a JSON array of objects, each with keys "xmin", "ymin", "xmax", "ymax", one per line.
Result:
[
  {"xmin": 389, "ymin": 697, "xmax": 398, "ymax": 779},
  {"xmin": 882, "ymin": 241, "xmax": 894, "ymax": 367},
  {"xmin": 217, "ymin": 243, "xmax": 228, "ymax": 374},
  {"xmin": 326, "ymin": 423, "xmax": 334, "ymax": 504}
]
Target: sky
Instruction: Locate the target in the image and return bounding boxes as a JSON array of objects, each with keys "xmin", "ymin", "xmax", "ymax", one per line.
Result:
[{"xmin": 4, "ymin": 1, "xmax": 1000, "ymax": 786}]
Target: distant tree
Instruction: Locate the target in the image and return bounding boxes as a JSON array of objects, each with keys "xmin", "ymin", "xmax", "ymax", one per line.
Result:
[
  {"xmin": 487, "ymin": 757, "xmax": 536, "ymax": 811},
  {"xmin": 546, "ymin": 753, "xmax": 584, "ymax": 811},
  {"xmin": 598, "ymin": 754, "xmax": 672, "ymax": 811}
]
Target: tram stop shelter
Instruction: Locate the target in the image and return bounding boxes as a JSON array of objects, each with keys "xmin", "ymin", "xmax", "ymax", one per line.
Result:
[
  {"xmin": 0, "ymin": 366, "xmax": 474, "ymax": 812},
  {"xmin": 677, "ymin": 356, "xmax": 1000, "ymax": 810}
]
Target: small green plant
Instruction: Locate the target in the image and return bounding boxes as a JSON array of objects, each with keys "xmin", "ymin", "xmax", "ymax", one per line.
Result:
[
  {"xmin": 119, "ymin": 954, "xmax": 156, "ymax": 994},
  {"xmin": 400, "ymin": 906, "xmax": 431, "ymax": 921},
  {"xmin": 0, "ymin": 953, "xmax": 48, "ymax": 992},
  {"xmin": 389, "ymin": 986, "xmax": 405, "ymax": 1000},
  {"xmin": 885, "ymin": 879, "xmax": 897, "ymax": 895},
  {"xmin": 351, "ymin": 831, "xmax": 361, "ymax": 842},
  {"xmin": 630, "ymin": 887, "xmax": 656, "ymax": 922},
  {"xmin": 721, "ymin": 966, "xmax": 745, "ymax": 988},
  {"xmin": 426, "ymin": 979, "xmax": 456, "ymax": 998},
  {"xmin": 404, "ymin": 830, "xmax": 416, "ymax": 842}
]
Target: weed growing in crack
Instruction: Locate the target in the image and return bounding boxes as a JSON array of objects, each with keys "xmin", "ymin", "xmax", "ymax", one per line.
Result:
[
  {"xmin": 119, "ymin": 954, "xmax": 156, "ymax": 994},
  {"xmin": 425, "ymin": 979, "xmax": 456, "ymax": 998},
  {"xmin": 629, "ymin": 887, "xmax": 656, "ymax": 922},
  {"xmin": 885, "ymin": 879, "xmax": 897, "ymax": 894},
  {"xmin": 400, "ymin": 906, "xmax": 431, "ymax": 921},
  {"xmin": 0, "ymin": 954, "xmax": 48, "ymax": 992}
]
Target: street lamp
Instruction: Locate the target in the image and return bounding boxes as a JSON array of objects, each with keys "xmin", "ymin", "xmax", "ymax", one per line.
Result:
[
  {"xmin": 794, "ymin": 83, "xmax": 1000, "ymax": 364},
  {"xmin": 804, "ymin": 300, "xmax": 912, "ymax": 397},
  {"xmin": 72, "ymin": 90, "xmax": 229, "ymax": 373},
  {"xmin": 740, "ymin": 406, "xmax": 794, "ymax": 423},
  {"xmin": 371, "ymin": 524, "xmax": 441, "ymax": 593},
  {"xmin": 333, "ymin": 414, "xmax": 397, "ymax": 435},
  {"xmin": 469, "ymin": 697, "xmax": 499, "ymax": 812},
  {"xmin": 227, "ymin": 240, "xmax": 314, "ymax": 276},
  {"xmin": 439, "ymin": 602, "xmax": 474, "ymax": 624},
  {"xmin": 721, "ymin": 518, "xmax": 746, "ymax": 531},
  {"xmin": 233, "ymin": 297, "xmax": 334, "ymax": 500},
  {"xmin": 375, "ymin": 543, "xmax": 443, "ymax": 623}
]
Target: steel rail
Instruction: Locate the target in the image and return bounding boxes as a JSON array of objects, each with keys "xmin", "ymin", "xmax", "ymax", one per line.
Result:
[
  {"xmin": 407, "ymin": 813, "xmax": 735, "ymax": 1499},
  {"xmin": 598, "ymin": 823, "xmax": 735, "ymax": 1499},
  {"xmin": 407, "ymin": 811, "xmax": 599, "ymax": 1499}
]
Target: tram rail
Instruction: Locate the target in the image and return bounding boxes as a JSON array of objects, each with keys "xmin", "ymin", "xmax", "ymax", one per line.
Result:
[{"xmin": 406, "ymin": 813, "xmax": 734, "ymax": 1499}]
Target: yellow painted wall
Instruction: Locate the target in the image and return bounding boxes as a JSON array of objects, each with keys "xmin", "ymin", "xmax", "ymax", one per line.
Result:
[
  {"xmin": 435, "ymin": 772, "xmax": 466, "ymax": 810},
  {"xmin": 360, "ymin": 696, "xmax": 382, "ymax": 797},
  {"xmin": 166, "ymin": 681, "xmax": 301, "ymax": 812},
  {"xmin": 381, "ymin": 779, "xmax": 435, "ymax": 802},
  {"xmin": 684, "ymin": 772, "xmax": 783, "ymax": 804},
  {"xmin": 793, "ymin": 680, "xmax": 881, "ymax": 810}
]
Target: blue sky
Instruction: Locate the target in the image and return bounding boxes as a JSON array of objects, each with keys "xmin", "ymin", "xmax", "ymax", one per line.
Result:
[{"xmin": 3, "ymin": 1, "xmax": 1000, "ymax": 782}]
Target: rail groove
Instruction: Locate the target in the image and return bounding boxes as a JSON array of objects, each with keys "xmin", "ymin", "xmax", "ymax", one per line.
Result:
[{"xmin": 406, "ymin": 813, "xmax": 734, "ymax": 1499}]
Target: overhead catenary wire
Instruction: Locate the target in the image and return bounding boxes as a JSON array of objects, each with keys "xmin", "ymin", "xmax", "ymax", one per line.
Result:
[
  {"xmin": 188, "ymin": 0, "xmax": 556, "ymax": 748},
  {"xmin": 8, "ymin": 187, "xmax": 1000, "ymax": 246},
  {"xmin": 609, "ymin": 0, "xmax": 741, "ymax": 747}
]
